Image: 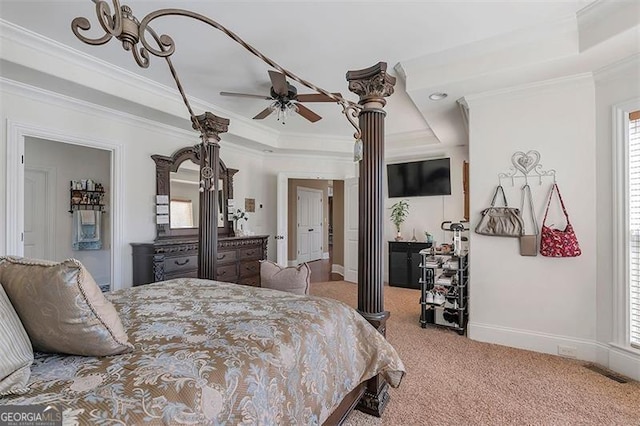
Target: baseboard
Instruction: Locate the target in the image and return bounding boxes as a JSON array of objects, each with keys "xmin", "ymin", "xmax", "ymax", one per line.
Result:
[
  {"xmin": 468, "ymin": 322, "xmax": 640, "ymax": 381},
  {"xmin": 322, "ymin": 251, "xmax": 330, "ymax": 259},
  {"xmin": 607, "ymin": 343, "xmax": 640, "ymax": 381},
  {"xmin": 331, "ymin": 264, "xmax": 344, "ymax": 276},
  {"xmin": 468, "ymin": 322, "xmax": 597, "ymax": 362},
  {"xmin": 288, "ymin": 259, "xmax": 298, "ymax": 267}
]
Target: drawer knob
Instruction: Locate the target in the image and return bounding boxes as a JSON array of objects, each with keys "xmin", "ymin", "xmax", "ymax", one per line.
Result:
[{"xmin": 174, "ymin": 259, "xmax": 190, "ymax": 266}]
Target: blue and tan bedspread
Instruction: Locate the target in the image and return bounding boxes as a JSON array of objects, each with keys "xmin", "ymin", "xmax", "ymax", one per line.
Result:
[{"xmin": 1, "ymin": 278, "xmax": 405, "ymax": 424}]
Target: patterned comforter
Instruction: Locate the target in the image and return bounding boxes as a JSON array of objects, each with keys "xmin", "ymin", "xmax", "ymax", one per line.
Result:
[{"xmin": 1, "ymin": 279, "xmax": 405, "ymax": 425}]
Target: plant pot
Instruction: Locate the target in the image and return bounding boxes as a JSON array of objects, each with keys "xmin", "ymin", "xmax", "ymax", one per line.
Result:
[{"xmin": 395, "ymin": 231, "xmax": 403, "ymax": 241}]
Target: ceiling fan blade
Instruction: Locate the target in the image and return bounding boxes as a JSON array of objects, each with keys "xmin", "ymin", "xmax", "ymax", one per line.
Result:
[
  {"xmin": 268, "ymin": 70, "xmax": 289, "ymax": 96},
  {"xmin": 294, "ymin": 103, "xmax": 322, "ymax": 123},
  {"xmin": 220, "ymin": 91, "xmax": 272, "ymax": 100},
  {"xmin": 253, "ymin": 107, "xmax": 274, "ymax": 120},
  {"xmin": 296, "ymin": 92, "xmax": 342, "ymax": 103}
]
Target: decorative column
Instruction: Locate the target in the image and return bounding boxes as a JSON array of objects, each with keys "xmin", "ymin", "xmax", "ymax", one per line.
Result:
[
  {"xmin": 192, "ymin": 112, "xmax": 230, "ymax": 280},
  {"xmin": 346, "ymin": 62, "xmax": 396, "ymax": 417}
]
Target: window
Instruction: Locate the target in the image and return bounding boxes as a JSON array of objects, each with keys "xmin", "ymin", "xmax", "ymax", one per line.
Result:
[
  {"xmin": 628, "ymin": 110, "xmax": 640, "ymax": 348},
  {"xmin": 170, "ymin": 199, "xmax": 194, "ymax": 228}
]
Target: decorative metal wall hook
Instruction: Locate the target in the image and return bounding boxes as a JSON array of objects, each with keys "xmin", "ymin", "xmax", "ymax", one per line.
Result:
[
  {"xmin": 498, "ymin": 150, "xmax": 556, "ymax": 186},
  {"xmin": 72, "ymin": 1, "xmax": 363, "ymax": 152}
]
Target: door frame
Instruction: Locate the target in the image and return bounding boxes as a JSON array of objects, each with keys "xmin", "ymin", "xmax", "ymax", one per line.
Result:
[
  {"xmin": 6, "ymin": 119, "xmax": 125, "ymax": 289},
  {"xmin": 276, "ymin": 170, "xmax": 356, "ymax": 266}
]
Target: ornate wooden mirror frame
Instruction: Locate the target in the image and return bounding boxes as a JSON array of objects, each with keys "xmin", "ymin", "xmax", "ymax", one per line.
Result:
[{"xmin": 152, "ymin": 146, "xmax": 237, "ymax": 240}]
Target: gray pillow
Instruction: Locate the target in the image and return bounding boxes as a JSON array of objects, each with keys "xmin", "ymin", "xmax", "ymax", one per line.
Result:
[
  {"xmin": 259, "ymin": 261, "xmax": 311, "ymax": 295},
  {"xmin": 0, "ymin": 257, "xmax": 133, "ymax": 356},
  {"xmin": 0, "ymin": 283, "xmax": 33, "ymax": 396}
]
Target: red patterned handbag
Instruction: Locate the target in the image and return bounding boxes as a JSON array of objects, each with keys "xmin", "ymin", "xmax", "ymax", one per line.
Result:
[{"xmin": 540, "ymin": 184, "xmax": 581, "ymax": 257}]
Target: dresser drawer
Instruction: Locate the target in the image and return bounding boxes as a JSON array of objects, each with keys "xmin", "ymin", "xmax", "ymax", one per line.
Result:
[
  {"xmin": 240, "ymin": 260, "xmax": 260, "ymax": 278},
  {"xmin": 238, "ymin": 275, "xmax": 261, "ymax": 287},
  {"xmin": 164, "ymin": 270, "xmax": 198, "ymax": 281},
  {"xmin": 164, "ymin": 255, "xmax": 198, "ymax": 274},
  {"xmin": 217, "ymin": 250, "xmax": 238, "ymax": 264},
  {"xmin": 216, "ymin": 264, "xmax": 238, "ymax": 282},
  {"xmin": 240, "ymin": 247, "xmax": 262, "ymax": 261}
]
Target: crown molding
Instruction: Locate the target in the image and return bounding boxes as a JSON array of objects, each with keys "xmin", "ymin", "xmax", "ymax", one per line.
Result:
[
  {"xmin": 386, "ymin": 129, "xmax": 439, "ymax": 146},
  {"xmin": 463, "ymin": 72, "xmax": 594, "ymax": 106},
  {"xmin": 0, "ymin": 76, "xmax": 198, "ymax": 141},
  {"xmin": 594, "ymin": 53, "xmax": 640, "ymax": 82}
]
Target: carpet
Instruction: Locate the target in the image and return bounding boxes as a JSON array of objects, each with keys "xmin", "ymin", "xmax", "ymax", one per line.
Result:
[{"xmin": 310, "ymin": 281, "xmax": 640, "ymax": 425}]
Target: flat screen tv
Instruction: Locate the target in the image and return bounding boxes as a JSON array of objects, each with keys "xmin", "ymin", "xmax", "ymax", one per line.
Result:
[{"xmin": 387, "ymin": 158, "xmax": 451, "ymax": 197}]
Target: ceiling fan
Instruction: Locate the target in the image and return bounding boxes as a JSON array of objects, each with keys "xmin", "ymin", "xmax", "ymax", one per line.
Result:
[{"xmin": 220, "ymin": 70, "xmax": 340, "ymax": 124}]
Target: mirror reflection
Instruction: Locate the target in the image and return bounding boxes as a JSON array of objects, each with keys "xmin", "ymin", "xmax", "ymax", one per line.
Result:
[
  {"xmin": 169, "ymin": 161, "xmax": 200, "ymax": 229},
  {"xmin": 169, "ymin": 162, "xmax": 225, "ymax": 229}
]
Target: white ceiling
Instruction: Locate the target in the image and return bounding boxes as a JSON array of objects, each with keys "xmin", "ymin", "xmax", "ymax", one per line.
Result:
[{"xmin": 0, "ymin": 0, "xmax": 595, "ymax": 151}]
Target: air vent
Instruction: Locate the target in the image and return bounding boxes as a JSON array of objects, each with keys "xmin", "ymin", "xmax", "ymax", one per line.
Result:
[{"xmin": 583, "ymin": 363, "xmax": 629, "ymax": 383}]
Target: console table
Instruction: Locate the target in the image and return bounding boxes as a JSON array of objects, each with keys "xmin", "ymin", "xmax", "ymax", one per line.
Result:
[{"xmin": 388, "ymin": 241, "xmax": 432, "ymax": 289}]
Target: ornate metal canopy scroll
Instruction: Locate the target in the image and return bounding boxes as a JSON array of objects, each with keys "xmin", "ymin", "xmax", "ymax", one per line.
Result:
[{"xmin": 71, "ymin": 0, "xmax": 363, "ymax": 156}]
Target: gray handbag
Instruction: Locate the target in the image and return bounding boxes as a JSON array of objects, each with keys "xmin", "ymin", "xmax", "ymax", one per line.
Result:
[
  {"xmin": 475, "ymin": 185, "xmax": 524, "ymax": 237},
  {"xmin": 519, "ymin": 184, "xmax": 538, "ymax": 256}
]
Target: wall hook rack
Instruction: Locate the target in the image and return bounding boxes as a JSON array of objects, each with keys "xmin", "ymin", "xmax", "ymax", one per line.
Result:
[{"xmin": 498, "ymin": 150, "xmax": 556, "ymax": 186}]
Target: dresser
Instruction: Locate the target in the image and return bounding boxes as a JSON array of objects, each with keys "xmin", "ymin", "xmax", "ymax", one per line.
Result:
[{"xmin": 131, "ymin": 235, "xmax": 268, "ymax": 287}]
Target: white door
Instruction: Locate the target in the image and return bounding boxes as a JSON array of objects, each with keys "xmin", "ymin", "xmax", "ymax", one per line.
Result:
[
  {"xmin": 344, "ymin": 177, "xmax": 358, "ymax": 283},
  {"xmin": 24, "ymin": 168, "xmax": 53, "ymax": 259},
  {"xmin": 297, "ymin": 187, "xmax": 323, "ymax": 263}
]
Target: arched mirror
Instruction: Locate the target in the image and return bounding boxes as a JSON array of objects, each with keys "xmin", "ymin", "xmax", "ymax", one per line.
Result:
[{"xmin": 152, "ymin": 146, "xmax": 237, "ymax": 240}]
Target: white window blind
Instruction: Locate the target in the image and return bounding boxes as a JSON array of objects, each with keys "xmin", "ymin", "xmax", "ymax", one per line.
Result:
[{"xmin": 629, "ymin": 112, "xmax": 640, "ymax": 348}]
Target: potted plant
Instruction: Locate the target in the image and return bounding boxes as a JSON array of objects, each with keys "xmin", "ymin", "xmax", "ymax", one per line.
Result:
[{"xmin": 390, "ymin": 199, "xmax": 410, "ymax": 241}]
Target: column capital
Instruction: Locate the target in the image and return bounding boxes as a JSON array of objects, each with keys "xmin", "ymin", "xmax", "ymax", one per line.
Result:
[
  {"xmin": 192, "ymin": 111, "xmax": 229, "ymax": 142},
  {"xmin": 346, "ymin": 62, "xmax": 396, "ymax": 108}
]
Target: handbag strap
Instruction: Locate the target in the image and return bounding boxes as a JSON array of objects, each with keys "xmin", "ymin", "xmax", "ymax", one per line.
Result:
[
  {"xmin": 520, "ymin": 184, "xmax": 539, "ymax": 235},
  {"xmin": 490, "ymin": 185, "xmax": 509, "ymax": 207},
  {"xmin": 542, "ymin": 183, "xmax": 570, "ymax": 225}
]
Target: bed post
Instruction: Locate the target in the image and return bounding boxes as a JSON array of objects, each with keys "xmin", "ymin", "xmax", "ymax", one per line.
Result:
[
  {"xmin": 346, "ymin": 62, "xmax": 396, "ymax": 417},
  {"xmin": 192, "ymin": 112, "xmax": 230, "ymax": 280}
]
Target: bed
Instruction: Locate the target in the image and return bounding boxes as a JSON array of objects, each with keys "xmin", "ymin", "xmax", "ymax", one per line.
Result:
[{"xmin": 0, "ymin": 278, "xmax": 404, "ymax": 424}]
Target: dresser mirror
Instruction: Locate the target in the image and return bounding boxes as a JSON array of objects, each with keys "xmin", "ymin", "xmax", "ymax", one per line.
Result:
[{"xmin": 152, "ymin": 146, "xmax": 237, "ymax": 240}]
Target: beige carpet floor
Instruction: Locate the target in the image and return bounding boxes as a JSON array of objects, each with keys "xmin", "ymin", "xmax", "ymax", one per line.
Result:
[{"xmin": 310, "ymin": 281, "xmax": 640, "ymax": 426}]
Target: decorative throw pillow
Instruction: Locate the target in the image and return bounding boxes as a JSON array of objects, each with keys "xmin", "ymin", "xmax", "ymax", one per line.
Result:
[
  {"xmin": 0, "ymin": 257, "xmax": 133, "ymax": 356},
  {"xmin": 259, "ymin": 260, "xmax": 311, "ymax": 295},
  {"xmin": 0, "ymin": 283, "xmax": 33, "ymax": 396}
]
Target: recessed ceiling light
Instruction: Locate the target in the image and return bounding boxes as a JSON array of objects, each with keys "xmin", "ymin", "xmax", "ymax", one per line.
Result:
[{"xmin": 429, "ymin": 92, "xmax": 448, "ymax": 101}]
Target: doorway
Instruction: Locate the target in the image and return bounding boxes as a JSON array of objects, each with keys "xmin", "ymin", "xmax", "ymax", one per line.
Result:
[
  {"xmin": 296, "ymin": 187, "xmax": 323, "ymax": 263},
  {"xmin": 286, "ymin": 178, "xmax": 345, "ymax": 283},
  {"xmin": 24, "ymin": 137, "xmax": 113, "ymax": 291}
]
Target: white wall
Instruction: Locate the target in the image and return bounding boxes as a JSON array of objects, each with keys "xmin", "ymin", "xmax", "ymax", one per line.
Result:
[
  {"xmin": 24, "ymin": 137, "xmax": 111, "ymax": 286},
  {"xmin": 466, "ymin": 74, "xmax": 598, "ymax": 360},
  {"xmin": 0, "ymin": 79, "xmax": 355, "ymax": 286},
  {"xmin": 383, "ymin": 145, "xmax": 469, "ymax": 282}
]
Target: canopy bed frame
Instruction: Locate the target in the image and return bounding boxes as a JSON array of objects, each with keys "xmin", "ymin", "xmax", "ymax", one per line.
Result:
[{"xmin": 71, "ymin": 0, "xmax": 397, "ymax": 419}]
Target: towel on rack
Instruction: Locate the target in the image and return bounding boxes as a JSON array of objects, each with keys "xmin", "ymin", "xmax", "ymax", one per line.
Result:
[
  {"xmin": 79, "ymin": 210, "xmax": 96, "ymax": 225},
  {"xmin": 72, "ymin": 210, "xmax": 102, "ymax": 250}
]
